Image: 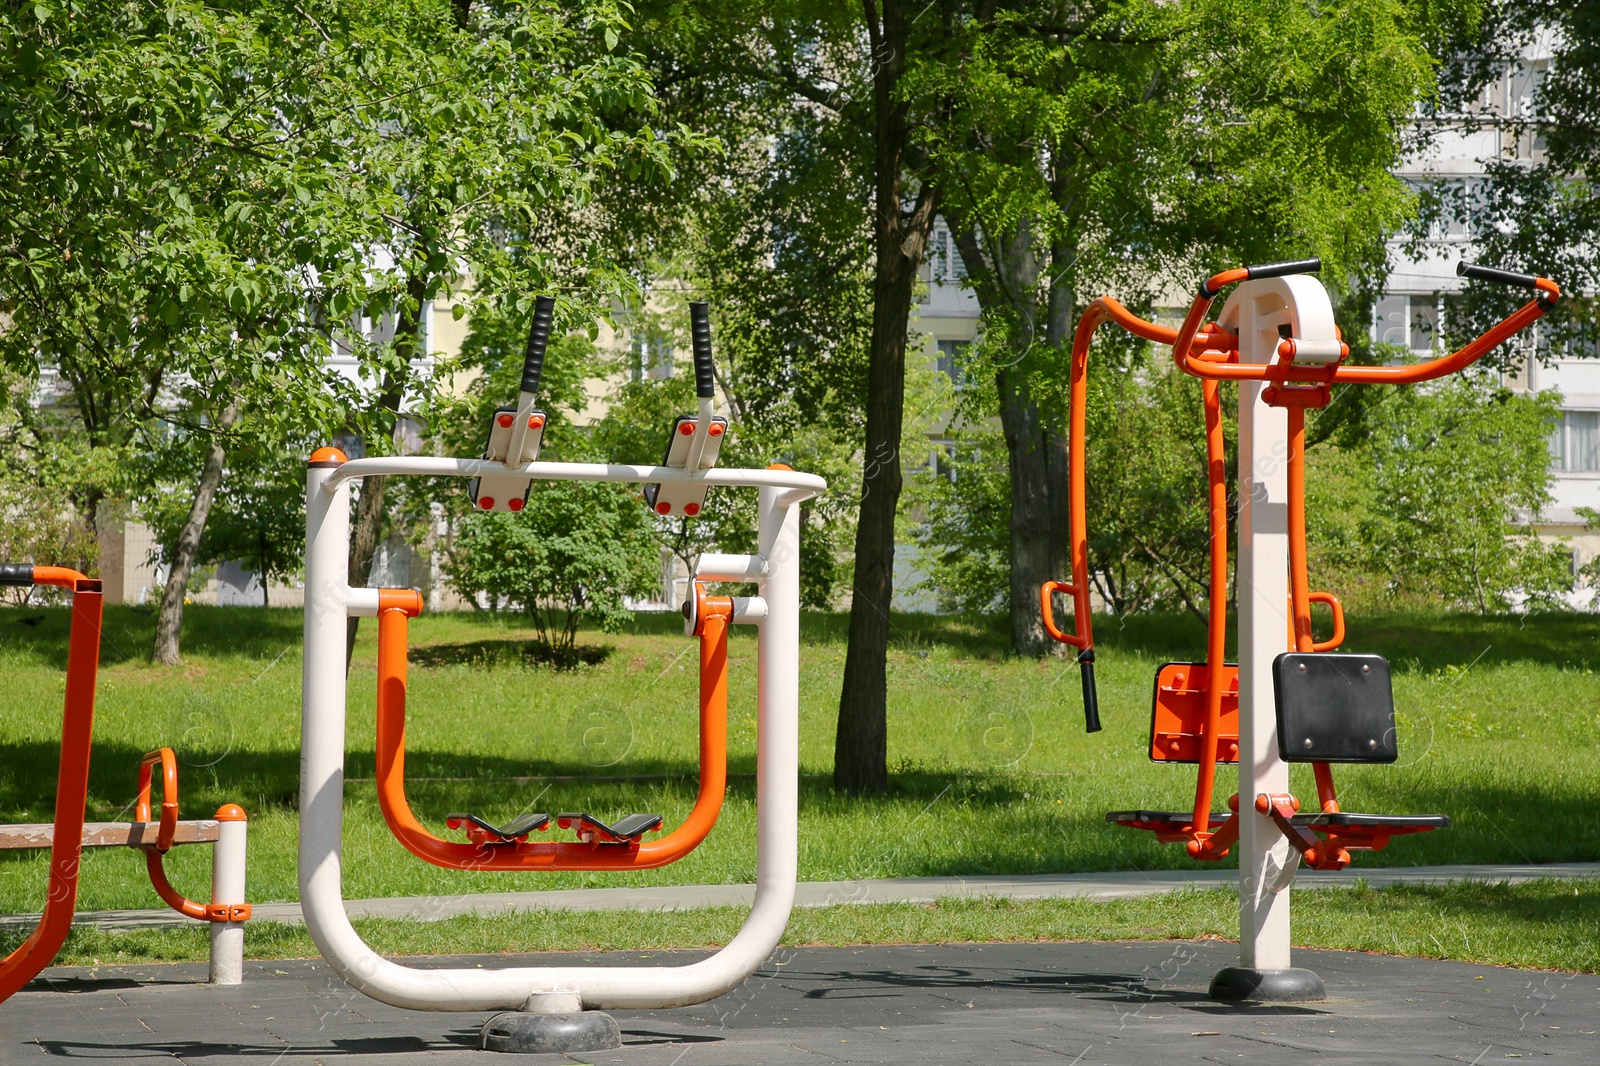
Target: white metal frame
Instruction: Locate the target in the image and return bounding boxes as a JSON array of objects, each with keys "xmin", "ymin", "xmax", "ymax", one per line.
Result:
[
  {"xmin": 1216, "ymin": 277, "xmax": 1339, "ymax": 973},
  {"xmin": 300, "ymin": 455, "xmax": 824, "ymax": 1012}
]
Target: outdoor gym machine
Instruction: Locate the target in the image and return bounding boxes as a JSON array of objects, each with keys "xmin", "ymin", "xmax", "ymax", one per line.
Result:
[
  {"xmin": 299, "ymin": 300, "xmax": 824, "ymax": 1053},
  {"xmin": 1043, "ymin": 259, "xmax": 1559, "ymax": 1001},
  {"xmin": 0, "ymin": 565, "xmax": 250, "ymax": 1005}
]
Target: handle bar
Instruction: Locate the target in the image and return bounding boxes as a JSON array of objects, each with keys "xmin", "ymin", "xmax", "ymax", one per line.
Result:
[
  {"xmin": 689, "ymin": 301, "xmax": 716, "ymax": 400},
  {"xmin": 519, "ymin": 295, "xmax": 556, "ymax": 397}
]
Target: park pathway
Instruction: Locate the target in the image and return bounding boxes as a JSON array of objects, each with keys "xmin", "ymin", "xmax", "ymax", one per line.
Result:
[{"xmin": 8, "ymin": 861, "xmax": 1596, "ymax": 932}]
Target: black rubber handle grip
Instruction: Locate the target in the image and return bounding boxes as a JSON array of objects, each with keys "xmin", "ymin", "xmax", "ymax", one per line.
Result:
[
  {"xmin": 689, "ymin": 301, "xmax": 715, "ymax": 400},
  {"xmin": 1457, "ymin": 261, "xmax": 1540, "ymax": 289},
  {"xmin": 519, "ymin": 295, "xmax": 556, "ymax": 396},
  {"xmin": 1246, "ymin": 257, "xmax": 1322, "ymax": 281},
  {"xmin": 0, "ymin": 563, "xmax": 34, "ymax": 587},
  {"xmin": 1078, "ymin": 650, "xmax": 1101, "ymax": 734}
]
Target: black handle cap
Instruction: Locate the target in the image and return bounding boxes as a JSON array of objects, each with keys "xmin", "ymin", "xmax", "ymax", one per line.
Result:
[
  {"xmin": 689, "ymin": 302, "xmax": 715, "ymax": 400},
  {"xmin": 1078, "ymin": 651, "xmax": 1101, "ymax": 734},
  {"xmin": 519, "ymin": 296, "xmax": 556, "ymax": 397},
  {"xmin": 1457, "ymin": 261, "xmax": 1540, "ymax": 289},
  {"xmin": 0, "ymin": 564, "xmax": 34, "ymax": 587}
]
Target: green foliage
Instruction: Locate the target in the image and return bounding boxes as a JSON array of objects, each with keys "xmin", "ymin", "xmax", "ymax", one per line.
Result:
[
  {"xmin": 1309, "ymin": 374, "xmax": 1570, "ymax": 612},
  {"xmin": 910, "ymin": 432, "xmax": 1010, "ymax": 614},
  {"xmin": 441, "ymin": 481, "xmax": 660, "ymax": 664}
]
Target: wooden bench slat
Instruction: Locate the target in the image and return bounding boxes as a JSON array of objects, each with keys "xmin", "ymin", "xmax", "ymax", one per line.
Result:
[{"xmin": 0, "ymin": 820, "xmax": 221, "ymax": 851}]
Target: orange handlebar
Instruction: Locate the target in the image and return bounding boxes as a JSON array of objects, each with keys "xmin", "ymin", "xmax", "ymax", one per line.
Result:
[
  {"xmin": 1039, "ymin": 580, "xmax": 1084, "ymax": 648},
  {"xmin": 1308, "ymin": 592, "xmax": 1345, "ymax": 652},
  {"xmin": 136, "ymin": 749, "xmax": 181, "ymax": 853}
]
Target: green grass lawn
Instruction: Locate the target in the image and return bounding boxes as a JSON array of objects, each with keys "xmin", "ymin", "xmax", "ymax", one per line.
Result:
[{"xmin": 0, "ymin": 602, "xmax": 1595, "ymax": 967}]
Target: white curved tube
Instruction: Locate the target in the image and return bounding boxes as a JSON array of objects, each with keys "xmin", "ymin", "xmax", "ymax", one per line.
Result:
[{"xmin": 299, "ymin": 463, "xmax": 806, "ymax": 1011}]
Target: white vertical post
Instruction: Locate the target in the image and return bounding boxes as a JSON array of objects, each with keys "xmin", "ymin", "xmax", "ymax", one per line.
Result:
[
  {"xmin": 1235, "ymin": 314, "xmax": 1293, "ymax": 972},
  {"xmin": 1217, "ymin": 276, "xmax": 1338, "ymax": 985},
  {"xmin": 208, "ymin": 805, "xmax": 248, "ymax": 985}
]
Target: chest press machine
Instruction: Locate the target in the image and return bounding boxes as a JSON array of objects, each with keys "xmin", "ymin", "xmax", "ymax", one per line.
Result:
[
  {"xmin": 300, "ymin": 301, "xmax": 824, "ymax": 1053},
  {"xmin": 1043, "ymin": 259, "xmax": 1559, "ymax": 1001}
]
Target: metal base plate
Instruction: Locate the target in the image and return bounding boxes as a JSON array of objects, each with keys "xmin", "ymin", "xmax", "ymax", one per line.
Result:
[
  {"xmin": 480, "ymin": 1010, "xmax": 622, "ymax": 1054},
  {"xmin": 1208, "ymin": 966, "xmax": 1327, "ymax": 1002}
]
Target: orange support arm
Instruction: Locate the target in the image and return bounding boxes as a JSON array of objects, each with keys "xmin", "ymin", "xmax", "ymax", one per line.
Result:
[
  {"xmin": 0, "ymin": 569, "xmax": 101, "ymax": 1005},
  {"xmin": 1042, "ymin": 298, "xmax": 1236, "ymax": 734},
  {"xmin": 374, "ymin": 588, "xmax": 732, "ymax": 870}
]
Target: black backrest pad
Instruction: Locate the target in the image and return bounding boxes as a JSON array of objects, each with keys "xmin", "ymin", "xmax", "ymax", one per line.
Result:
[{"xmin": 1273, "ymin": 653, "xmax": 1398, "ymax": 764}]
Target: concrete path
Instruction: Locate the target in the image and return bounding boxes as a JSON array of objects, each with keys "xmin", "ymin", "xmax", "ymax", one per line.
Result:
[
  {"xmin": 10, "ymin": 941, "xmax": 1598, "ymax": 1063},
  {"xmin": 12, "ymin": 862, "xmax": 1597, "ymax": 932}
]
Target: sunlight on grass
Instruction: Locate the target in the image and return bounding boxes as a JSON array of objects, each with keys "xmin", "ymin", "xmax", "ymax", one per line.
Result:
[{"xmin": 0, "ymin": 604, "xmax": 1594, "ymax": 927}]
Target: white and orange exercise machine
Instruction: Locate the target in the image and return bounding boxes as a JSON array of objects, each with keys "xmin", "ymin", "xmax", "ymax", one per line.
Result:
[
  {"xmin": 1044, "ymin": 259, "xmax": 1559, "ymax": 1000},
  {"xmin": 298, "ymin": 300, "xmax": 824, "ymax": 1053}
]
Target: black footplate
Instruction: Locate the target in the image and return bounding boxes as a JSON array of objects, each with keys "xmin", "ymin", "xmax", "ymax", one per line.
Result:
[
  {"xmin": 1106, "ymin": 810, "xmax": 1229, "ymax": 828},
  {"xmin": 1291, "ymin": 812, "xmax": 1450, "ymax": 829},
  {"xmin": 446, "ymin": 812, "xmax": 551, "ymax": 842},
  {"xmin": 556, "ymin": 812, "xmax": 664, "ymax": 843}
]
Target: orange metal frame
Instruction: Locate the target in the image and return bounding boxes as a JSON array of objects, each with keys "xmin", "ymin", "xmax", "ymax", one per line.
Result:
[
  {"xmin": 0, "ymin": 568, "xmax": 102, "ymax": 1004},
  {"xmin": 374, "ymin": 584, "xmax": 733, "ymax": 870},
  {"xmin": 1045, "ymin": 265, "xmax": 1560, "ymax": 867},
  {"xmin": 135, "ymin": 748, "xmax": 251, "ymax": 923}
]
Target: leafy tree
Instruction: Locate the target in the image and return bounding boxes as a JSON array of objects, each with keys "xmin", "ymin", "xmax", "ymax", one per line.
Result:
[
  {"xmin": 910, "ymin": 0, "xmax": 1457, "ymax": 657},
  {"xmin": 441, "ymin": 481, "xmax": 660, "ymax": 665},
  {"xmin": 1308, "ymin": 374, "xmax": 1571, "ymax": 612}
]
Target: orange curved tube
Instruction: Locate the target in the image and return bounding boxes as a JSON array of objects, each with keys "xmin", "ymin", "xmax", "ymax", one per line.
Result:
[
  {"xmin": 1046, "ymin": 299, "xmax": 1238, "ymax": 658},
  {"xmin": 374, "ymin": 594, "xmax": 731, "ymax": 870},
  {"xmin": 0, "ymin": 575, "xmax": 102, "ymax": 1005},
  {"xmin": 134, "ymin": 748, "xmax": 241, "ymax": 921},
  {"xmin": 136, "ymin": 749, "xmax": 180, "ymax": 852},
  {"xmin": 1308, "ymin": 592, "xmax": 1344, "ymax": 652}
]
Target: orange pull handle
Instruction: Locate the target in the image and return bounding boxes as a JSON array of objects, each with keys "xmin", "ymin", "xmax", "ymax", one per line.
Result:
[
  {"xmin": 1308, "ymin": 591, "xmax": 1345, "ymax": 652},
  {"xmin": 1040, "ymin": 580, "xmax": 1084, "ymax": 648}
]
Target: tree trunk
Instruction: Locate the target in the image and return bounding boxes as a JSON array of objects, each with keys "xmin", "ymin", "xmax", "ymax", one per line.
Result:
[
  {"xmin": 345, "ymin": 272, "xmax": 429, "ymax": 668},
  {"xmin": 153, "ymin": 403, "xmax": 239, "ymax": 665},
  {"xmin": 834, "ymin": 0, "xmax": 937, "ymax": 794}
]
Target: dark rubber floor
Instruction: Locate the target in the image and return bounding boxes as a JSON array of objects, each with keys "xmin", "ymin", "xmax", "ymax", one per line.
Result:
[{"xmin": 7, "ymin": 941, "xmax": 1596, "ymax": 1063}]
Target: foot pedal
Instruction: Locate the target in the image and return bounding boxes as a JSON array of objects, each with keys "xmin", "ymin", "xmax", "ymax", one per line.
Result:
[
  {"xmin": 556, "ymin": 812, "xmax": 663, "ymax": 844},
  {"xmin": 446, "ymin": 812, "xmax": 551, "ymax": 844}
]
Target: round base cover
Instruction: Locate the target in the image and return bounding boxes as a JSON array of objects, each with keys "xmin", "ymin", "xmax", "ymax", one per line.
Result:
[
  {"xmin": 480, "ymin": 1010, "xmax": 623, "ymax": 1054},
  {"xmin": 1208, "ymin": 966, "xmax": 1327, "ymax": 1003}
]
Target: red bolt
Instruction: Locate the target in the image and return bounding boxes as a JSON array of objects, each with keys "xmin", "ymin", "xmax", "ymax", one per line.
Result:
[
  {"xmin": 479, "ymin": 496, "xmax": 495, "ymax": 509},
  {"xmin": 507, "ymin": 498, "xmax": 524, "ymax": 512},
  {"xmin": 497, "ymin": 414, "xmax": 513, "ymax": 429},
  {"xmin": 679, "ymin": 421, "xmax": 695, "ymax": 436},
  {"xmin": 708, "ymin": 423, "xmax": 724, "ymax": 437},
  {"xmin": 529, "ymin": 415, "xmax": 544, "ymax": 429},
  {"xmin": 683, "ymin": 502, "xmax": 700, "ymax": 517},
  {"xmin": 655, "ymin": 501, "xmax": 672, "ymax": 515}
]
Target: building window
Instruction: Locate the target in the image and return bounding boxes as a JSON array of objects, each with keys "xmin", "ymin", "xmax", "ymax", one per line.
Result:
[
  {"xmin": 1551, "ymin": 411, "xmax": 1600, "ymax": 473},
  {"xmin": 935, "ymin": 339, "xmax": 967, "ymax": 386},
  {"xmin": 1374, "ymin": 294, "xmax": 1441, "ymax": 355},
  {"xmin": 927, "ymin": 226, "xmax": 968, "ymax": 285}
]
